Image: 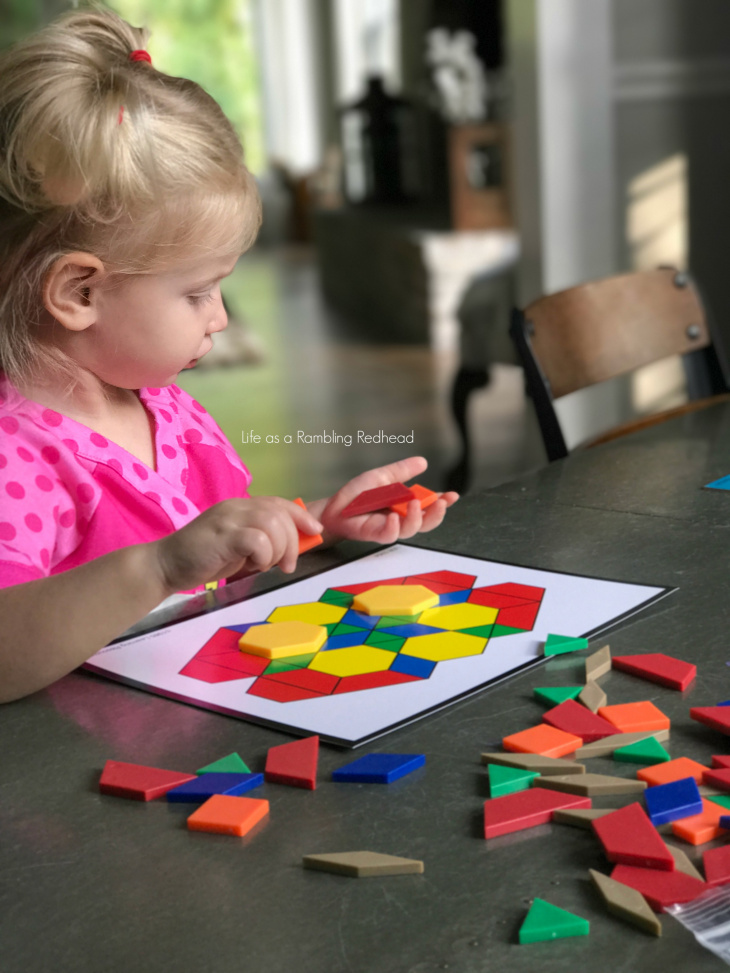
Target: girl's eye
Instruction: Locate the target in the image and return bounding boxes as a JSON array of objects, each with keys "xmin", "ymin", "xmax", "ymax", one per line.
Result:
[{"xmin": 187, "ymin": 292, "xmax": 215, "ymax": 306}]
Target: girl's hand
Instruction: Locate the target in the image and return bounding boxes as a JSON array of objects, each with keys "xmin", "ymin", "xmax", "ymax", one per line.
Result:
[
  {"xmin": 152, "ymin": 497, "xmax": 324, "ymax": 594},
  {"xmin": 314, "ymin": 457, "xmax": 458, "ymax": 545}
]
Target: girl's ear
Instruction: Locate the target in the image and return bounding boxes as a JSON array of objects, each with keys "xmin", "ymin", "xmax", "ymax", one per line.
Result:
[{"xmin": 43, "ymin": 252, "xmax": 106, "ymax": 331}]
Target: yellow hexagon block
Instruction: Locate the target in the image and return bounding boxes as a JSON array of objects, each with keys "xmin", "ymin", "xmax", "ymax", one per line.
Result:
[
  {"xmin": 352, "ymin": 584, "xmax": 439, "ymax": 617},
  {"xmin": 418, "ymin": 603, "xmax": 499, "ymax": 631},
  {"xmin": 308, "ymin": 645, "xmax": 396, "ymax": 678},
  {"xmin": 268, "ymin": 602, "xmax": 347, "ymax": 626},
  {"xmin": 239, "ymin": 621, "xmax": 328, "ymax": 660},
  {"xmin": 400, "ymin": 631, "xmax": 487, "ymax": 662}
]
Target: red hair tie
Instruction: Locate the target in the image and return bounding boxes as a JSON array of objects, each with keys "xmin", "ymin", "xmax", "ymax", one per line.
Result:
[{"xmin": 129, "ymin": 50, "xmax": 152, "ymax": 65}]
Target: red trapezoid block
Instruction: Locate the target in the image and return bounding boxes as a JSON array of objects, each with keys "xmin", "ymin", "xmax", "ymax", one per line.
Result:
[
  {"xmin": 702, "ymin": 768, "xmax": 730, "ymax": 792},
  {"xmin": 592, "ymin": 802, "xmax": 675, "ymax": 870},
  {"xmin": 333, "ymin": 670, "xmax": 421, "ymax": 694},
  {"xmin": 484, "ymin": 788, "xmax": 591, "ymax": 838},
  {"xmin": 542, "ymin": 699, "xmax": 618, "ymax": 743},
  {"xmin": 712, "ymin": 756, "xmax": 730, "ymax": 769},
  {"xmin": 247, "ymin": 678, "xmax": 324, "ymax": 702},
  {"xmin": 691, "ymin": 707, "xmax": 730, "ymax": 735},
  {"xmin": 341, "ymin": 484, "xmax": 415, "ymax": 518},
  {"xmin": 265, "ymin": 735, "xmax": 319, "ymax": 789},
  {"xmin": 703, "ymin": 845, "xmax": 730, "ymax": 887},
  {"xmin": 99, "ymin": 760, "xmax": 197, "ymax": 801},
  {"xmin": 612, "ymin": 653, "xmax": 696, "ymax": 691},
  {"xmin": 610, "ymin": 864, "xmax": 705, "ymax": 912}
]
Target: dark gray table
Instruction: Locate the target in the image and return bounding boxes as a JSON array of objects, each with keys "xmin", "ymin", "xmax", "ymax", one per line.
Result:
[{"xmin": 4, "ymin": 405, "xmax": 730, "ymax": 973}]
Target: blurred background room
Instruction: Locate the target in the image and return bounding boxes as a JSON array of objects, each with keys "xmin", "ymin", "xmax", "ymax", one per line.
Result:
[{"xmin": 3, "ymin": 0, "xmax": 730, "ymax": 500}]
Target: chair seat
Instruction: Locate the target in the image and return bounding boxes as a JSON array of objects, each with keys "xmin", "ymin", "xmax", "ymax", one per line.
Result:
[{"xmin": 584, "ymin": 393, "xmax": 730, "ymax": 450}]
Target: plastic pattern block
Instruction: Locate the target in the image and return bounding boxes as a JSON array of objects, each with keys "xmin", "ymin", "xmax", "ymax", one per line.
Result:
[
  {"xmin": 612, "ymin": 652, "xmax": 696, "ymax": 691},
  {"xmin": 502, "ymin": 723, "xmax": 583, "ymax": 758},
  {"xmin": 637, "ymin": 757, "xmax": 709, "ymax": 787},
  {"xmin": 390, "ymin": 483, "xmax": 438, "ymax": 516},
  {"xmin": 302, "ymin": 851, "xmax": 424, "ymax": 877},
  {"xmin": 533, "ymin": 773, "xmax": 646, "ymax": 797},
  {"xmin": 293, "ymin": 497, "xmax": 323, "ymax": 554},
  {"xmin": 265, "ymin": 735, "xmax": 319, "ymax": 789},
  {"xmin": 542, "ymin": 698, "xmax": 618, "ymax": 743},
  {"xmin": 553, "ymin": 808, "xmax": 614, "ymax": 829},
  {"xmin": 610, "ymin": 864, "xmax": 706, "ymax": 911},
  {"xmin": 712, "ymin": 755, "xmax": 730, "ymax": 769},
  {"xmin": 703, "ymin": 845, "xmax": 730, "ymax": 887},
  {"xmin": 644, "ymin": 777, "xmax": 703, "ymax": 826},
  {"xmin": 187, "ymin": 795, "xmax": 270, "ymax": 836},
  {"xmin": 333, "ymin": 753, "xmax": 425, "ymax": 784},
  {"xmin": 488, "ymin": 764, "xmax": 539, "ymax": 797},
  {"xmin": 722, "ymin": 815, "xmax": 730, "ymax": 830},
  {"xmin": 668, "ymin": 845, "xmax": 704, "ymax": 882},
  {"xmin": 481, "ymin": 752, "xmax": 586, "ymax": 775},
  {"xmin": 592, "ymin": 802, "xmax": 675, "ymax": 870},
  {"xmin": 576, "ymin": 730, "xmax": 669, "ymax": 760},
  {"xmin": 544, "ymin": 634, "xmax": 589, "ymax": 656},
  {"xmin": 518, "ymin": 898, "xmax": 589, "ymax": 944},
  {"xmin": 598, "ymin": 701, "xmax": 670, "ymax": 734},
  {"xmin": 585, "ymin": 645, "xmax": 612, "ymax": 681},
  {"xmin": 706, "ymin": 794, "xmax": 730, "ymax": 811},
  {"xmin": 613, "ymin": 736, "xmax": 671, "ymax": 765},
  {"xmin": 341, "ymin": 483, "xmax": 415, "ymax": 518},
  {"xmin": 484, "ymin": 788, "xmax": 591, "ymax": 838},
  {"xmin": 702, "ymin": 768, "xmax": 730, "ymax": 792},
  {"xmin": 196, "ymin": 753, "xmax": 251, "ymax": 775},
  {"xmin": 589, "ymin": 870, "xmax": 662, "ymax": 936},
  {"xmin": 166, "ymin": 772, "xmax": 264, "ymax": 803},
  {"xmin": 578, "ymin": 680, "xmax": 607, "ymax": 714},
  {"xmin": 533, "ymin": 686, "xmax": 583, "ymax": 706},
  {"xmin": 99, "ymin": 760, "xmax": 197, "ymax": 801},
  {"xmin": 671, "ymin": 798, "xmax": 726, "ymax": 845},
  {"xmin": 691, "ymin": 706, "xmax": 730, "ymax": 735}
]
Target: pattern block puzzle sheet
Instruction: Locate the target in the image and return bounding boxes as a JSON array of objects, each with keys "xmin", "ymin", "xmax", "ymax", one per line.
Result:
[{"xmin": 84, "ymin": 545, "xmax": 672, "ymax": 746}]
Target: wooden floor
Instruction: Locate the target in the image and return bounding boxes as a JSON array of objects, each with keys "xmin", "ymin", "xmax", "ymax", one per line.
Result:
[{"xmin": 177, "ymin": 246, "xmax": 546, "ymax": 502}]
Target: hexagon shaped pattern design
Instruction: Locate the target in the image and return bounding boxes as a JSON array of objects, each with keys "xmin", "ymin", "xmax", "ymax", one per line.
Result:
[{"xmin": 179, "ymin": 571, "xmax": 545, "ymax": 702}]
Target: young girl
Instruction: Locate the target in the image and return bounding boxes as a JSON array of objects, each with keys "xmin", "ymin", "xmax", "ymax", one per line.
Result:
[{"xmin": 0, "ymin": 8, "xmax": 457, "ymax": 703}]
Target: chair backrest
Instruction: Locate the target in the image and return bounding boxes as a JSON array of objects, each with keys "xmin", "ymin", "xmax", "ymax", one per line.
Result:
[{"xmin": 510, "ymin": 268, "xmax": 730, "ymax": 461}]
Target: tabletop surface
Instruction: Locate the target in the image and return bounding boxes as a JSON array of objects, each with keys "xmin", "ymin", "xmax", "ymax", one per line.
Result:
[{"xmin": 5, "ymin": 404, "xmax": 730, "ymax": 973}]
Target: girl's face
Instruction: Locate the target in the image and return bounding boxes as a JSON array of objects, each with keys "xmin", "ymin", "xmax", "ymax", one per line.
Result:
[{"xmin": 75, "ymin": 256, "xmax": 236, "ymax": 389}]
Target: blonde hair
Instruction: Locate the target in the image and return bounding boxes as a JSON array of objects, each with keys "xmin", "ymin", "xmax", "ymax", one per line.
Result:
[{"xmin": 0, "ymin": 5, "xmax": 261, "ymax": 387}]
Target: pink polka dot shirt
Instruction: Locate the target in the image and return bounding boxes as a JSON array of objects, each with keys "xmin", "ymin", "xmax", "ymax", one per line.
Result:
[{"xmin": 0, "ymin": 375, "xmax": 252, "ymax": 592}]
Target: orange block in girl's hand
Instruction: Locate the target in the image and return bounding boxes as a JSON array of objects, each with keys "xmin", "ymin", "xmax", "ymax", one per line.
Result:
[
  {"xmin": 293, "ymin": 498, "xmax": 323, "ymax": 554},
  {"xmin": 390, "ymin": 483, "xmax": 439, "ymax": 517},
  {"xmin": 598, "ymin": 701, "xmax": 670, "ymax": 734},
  {"xmin": 187, "ymin": 794, "xmax": 270, "ymax": 836},
  {"xmin": 502, "ymin": 723, "xmax": 583, "ymax": 758}
]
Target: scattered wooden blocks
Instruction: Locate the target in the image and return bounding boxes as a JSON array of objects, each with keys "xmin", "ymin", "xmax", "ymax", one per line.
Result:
[
  {"xmin": 341, "ymin": 483, "xmax": 415, "ymax": 518},
  {"xmin": 690, "ymin": 706, "xmax": 730, "ymax": 735},
  {"xmin": 502, "ymin": 724, "xmax": 583, "ymax": 758},
  {"xmin": 576, "ymin": 729, "xmax": 669, "ymax": 760},
  {"xmin": 99, "ymin": 760, "xmax": 197, "ymax": 801},
  {"xmin": 589, "ymin": 869, "xmax": 662, "ymax": 937},
  {"xmin": 518, "ymin": 898, "xmax": 589, "ymax": 944},
  {"xmin": 542, "ymin": 699, "xmax": 618, "ymax": 743},
  {"xmin": 592, "ymin": 803, "xmax": 674, "ymax": 870},
  {"xmin": 265, "ymin": 735, "xmax": 319, "ymax": 789},
  {"xmin": 187, "ymin": 795, "xmax": 269, "ymax": 836},
  {"xmin": 302, "ymin": 851, "xmax": 424, "ymax": 877},
  {"xmin": 610, "ymin": 864, "xmax": 705, "ymax": 911},
  {"xmin": 533, "ymin": 773, "xmax": 646, "ymax": 797},
  {"xmin": 637, "ymin": 756, "xmax": 708, "ymax": 787},
  {"xmin": 578, "ymin": 680, "xmax": 606, "ymax": 714},
  {"xmin": 484, "ymin": 788, "xmax": 591, "ymax": 839},
  {"xmin": 543, "ymin": 634, "xmax": 589, "ymax": 657},
  {"xmin": 598, "ymin": 701, "xmax": 670, "ymax": 734},
  {"xmin": 481, "ymin": 752, "xmax": 586, "ymax": 775},
  {"xmin": 644, "ymin": 777, "xmax": 703, "ymax": 826},
  {"xmin": 612, "ymin": 653, "xmax": 696, "ymax": 691},
  {"xmin": 585, "ymin": 645, "xmax": 611, "ymax": 682},
  {"xmin": 332, "ymin": 753, "xmax": 425, "ymax": 784}
]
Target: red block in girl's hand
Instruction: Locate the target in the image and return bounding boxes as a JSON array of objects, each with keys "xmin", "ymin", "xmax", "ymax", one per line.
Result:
[{"xmin": 341, "ymin": 483, "xmax": 415, "ymax": 518}]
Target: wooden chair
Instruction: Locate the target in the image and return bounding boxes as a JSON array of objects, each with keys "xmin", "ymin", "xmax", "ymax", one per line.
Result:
[{"xmin": 509, "ymin": 268, "xmax": 730, "ymax": 462}]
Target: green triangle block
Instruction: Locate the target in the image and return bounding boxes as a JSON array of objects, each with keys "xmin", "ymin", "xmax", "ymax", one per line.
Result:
[
  {"xmin": 324, "ymin": 622, "xmax": 340, "ymax": 636},
  {"xmin": 460, "ymin": 624, "xmax": 494, "ymax": 639},
  {"xmin": 264, "ymin": 653, "xmax": 316, "ymax": 674},
  {"xmin": 332, "ymin": 623, "xmax": 367, "ymax": 636},
  {"xmin": 533, "ymin": 686, "xmax": 583, "ymax": 706},
  {"xmin": 613, "ymin": 736, "xmax": 670, "ymax": 764},
  {"xmin": 197, "ymin": 752, "xmax": 251, "ymax": 775},
  {"xmin": 488, "ymin": 764, "xmax": 539, "ymax": 797},
  {"xmin": 544, "ymin": 633, "xmax": 589, "ymax": 656},
  {"xmin": 320, "ymin": 589, "xmax": 354, "ymax": 607},
  {"xmin": 707, "ymin": 794, "xmax": 730, "ymax": 810},
  {"xmin": 490, "ymin": 624, "xmax": 526, "ymax": 638},
  {"xmin": 375, "ymin": 615, "xmax": 419, "ymax": 629},
  {"xmin": 365, "ymin": 632, "xmax": 406, "ymax": 652},
  {"xmin": 518, "ymin": 898, "xmax": 590, "ymax": 944}
]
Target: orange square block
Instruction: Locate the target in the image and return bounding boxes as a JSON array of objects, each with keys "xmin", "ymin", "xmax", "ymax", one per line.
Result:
[
  {"xmin": 187, "ymin": 794, "xmax": 270, "ymax": 836},
  {"xmin": 502, "ymin": 723, "xmax": 582, "ymax": 758},
  {"xmin": 671, "ymin": 798, "xmax": 725, "ymax": 846},
  {"xmin": 637, "ymin": 756, "xmax": 709, "ymax": 787},
  {"xmin": 598, "ymin": 701, "xmax": 670, "ymax": 734},
  {"xmin": 391, "ymin": 483, "xmax": 439, "ymax": 517},
  {"xmin": 293, "ymin": 498, "xmax": 323, "ymax": 554}
]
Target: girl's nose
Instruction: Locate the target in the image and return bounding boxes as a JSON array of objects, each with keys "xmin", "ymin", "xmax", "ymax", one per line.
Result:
[{"xmin": 209, "ymin": 289, "xmax": 228, "ymax": 334}]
